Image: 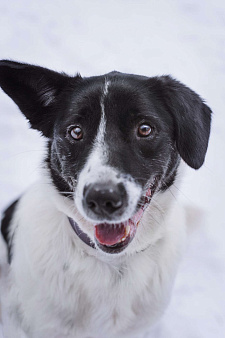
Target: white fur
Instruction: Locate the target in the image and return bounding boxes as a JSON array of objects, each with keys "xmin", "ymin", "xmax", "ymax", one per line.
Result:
[{"xmin": 0, "ymin": 163, "xmax": 187, "ymax": 338}]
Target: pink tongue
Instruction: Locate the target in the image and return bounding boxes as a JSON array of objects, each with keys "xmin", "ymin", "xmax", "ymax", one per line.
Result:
[
  {"xmin": 95, "ymin": 223, "xmax": 126, "ymax": 246},
  {"xmin": 94, "ymin": 189, "xmax": 151, "ymax": 246}
]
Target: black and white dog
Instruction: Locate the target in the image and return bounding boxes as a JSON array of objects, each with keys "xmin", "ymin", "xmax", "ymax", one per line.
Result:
[{"xmin": 0, "ymin": 60, "xmax": 211, "ymax": 338}]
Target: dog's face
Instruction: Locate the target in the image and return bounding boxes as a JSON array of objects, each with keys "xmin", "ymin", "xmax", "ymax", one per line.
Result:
[
  {"xmin": 50, "ymin": 75, "xmax": 179, "ymax": 254},
  {"xmin": 0, "ymin": 61, "xmax": 212, "ymax": 255}
]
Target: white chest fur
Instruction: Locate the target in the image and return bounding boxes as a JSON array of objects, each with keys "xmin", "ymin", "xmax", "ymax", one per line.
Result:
[{"xmin": 1, "ymin": 181, "xmax": 186, "ymax": 338}]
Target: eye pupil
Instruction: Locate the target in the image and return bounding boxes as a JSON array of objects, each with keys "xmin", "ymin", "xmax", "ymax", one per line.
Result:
[
  {"xmin": 138, "ymin": 124, "xmax": 152, "ymax": 137},
  {"xmin": 70, "ymin": 126, "xmax": 83, "ymax": 140}
]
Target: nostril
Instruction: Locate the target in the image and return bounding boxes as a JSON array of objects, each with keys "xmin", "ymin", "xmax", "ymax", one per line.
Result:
[
  {"xmin": 87, "ymin": 200, "xmax": 97, "ymax": 210},
  {"xmin": 105, "ymin": 201, "xmax": 112, "ymax": 209},
  {"xmin": 104, "ymin": 200, "xmax": 122, "ymax": 209},
  {"xmin": 103, "ymin": 199, "xmax": 122, "ymax": 214}
]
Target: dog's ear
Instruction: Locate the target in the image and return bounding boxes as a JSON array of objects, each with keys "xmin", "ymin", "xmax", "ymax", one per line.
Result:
[
  {"xmin": 155, "ymin": 76, "xmax": 212, "ymax": 169},
  {"xmin": 0, "ymin": 60, "xmax": 80, "ymax": 137}
]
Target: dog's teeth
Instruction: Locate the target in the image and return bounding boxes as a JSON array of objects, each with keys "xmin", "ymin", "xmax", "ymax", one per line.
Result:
[
  {"xmin": 125, "ymin": 225, "xmax": 130, "ymax": 236},
  {"xmin": 116, "ymin": 225, "xmax": 131, "ymax": 243}
]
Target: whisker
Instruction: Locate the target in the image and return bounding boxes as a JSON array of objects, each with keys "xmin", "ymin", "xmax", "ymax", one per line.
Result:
[{"xmin": 170, "ymin": 184, "xmax": 191, "ymax": 203}]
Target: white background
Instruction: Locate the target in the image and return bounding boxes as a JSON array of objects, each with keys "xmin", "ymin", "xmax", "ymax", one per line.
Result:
[{"xmin": 0, "ymin": 1, "xmax": 225, "ymax": 337}]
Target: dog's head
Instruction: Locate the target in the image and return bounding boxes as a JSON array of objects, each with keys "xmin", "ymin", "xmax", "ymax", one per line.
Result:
[{"xmin": 0, "ymin": 61, "xmax": 212, "ymax": 255}]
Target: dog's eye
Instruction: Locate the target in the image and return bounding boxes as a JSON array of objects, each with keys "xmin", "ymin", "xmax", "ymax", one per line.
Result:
[
  {"xmin": 138, "ymin": 124, "xmax": 152, "ymax": 137},
  {"xmin": 70, "ymin": 126, "xmax": 83, "ymax": 140}
]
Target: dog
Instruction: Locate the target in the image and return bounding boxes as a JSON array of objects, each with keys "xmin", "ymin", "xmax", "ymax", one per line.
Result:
[{"xmin": 0, "ymin": 60, "xmax": 211, "ymax": 338}]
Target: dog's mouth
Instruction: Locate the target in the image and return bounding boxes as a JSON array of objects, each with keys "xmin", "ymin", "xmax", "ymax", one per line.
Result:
[
  {"xmin": 94, "ymin": 187, "xmax": 153, "ymax": 254},
  {"xmin": 69, "ymin": 177, "xmax": 159, "ymax": 254}
]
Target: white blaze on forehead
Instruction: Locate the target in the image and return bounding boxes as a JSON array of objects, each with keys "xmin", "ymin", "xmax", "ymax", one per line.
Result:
[
  {"xmin": 75, "ymin": 79, "xmax": 111, "ymax": 209},
  {"xmin": 96, "ymin": 79, "xmax": 110, "ymax": 147},
  {"xmin": 102, "ymin": 79, "xmax": 110, "ymax": 97}
]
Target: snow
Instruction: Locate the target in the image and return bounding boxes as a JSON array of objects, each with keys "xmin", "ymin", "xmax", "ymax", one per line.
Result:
[{"xmin": 0, "ymin": 0, "xmax": 225, "ymax": 337}]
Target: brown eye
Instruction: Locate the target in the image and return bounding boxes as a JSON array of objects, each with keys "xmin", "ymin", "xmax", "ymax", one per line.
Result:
[
  {"xmin": 70, "ymin": 126, "xmax": 83, "ymax": 140},
  {"xmin": 138, "ymin": 124, "xmax": 152, "ymax": 137}
]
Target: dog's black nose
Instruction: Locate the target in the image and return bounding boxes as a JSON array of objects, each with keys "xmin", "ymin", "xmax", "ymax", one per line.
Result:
[{"xmin": 83, "ymin": 182, "xmax": 127, "ymax": 219}]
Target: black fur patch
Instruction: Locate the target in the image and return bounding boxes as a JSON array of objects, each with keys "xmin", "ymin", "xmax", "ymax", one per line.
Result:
[{"xmin": 1, "ymin": 199, "xmax": 19, "ymax": 263}]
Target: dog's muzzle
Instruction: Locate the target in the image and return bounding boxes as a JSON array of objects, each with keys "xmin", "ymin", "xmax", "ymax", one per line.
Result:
[{"xmin": 77, "ymin": 180, "xmax": 155, "ymax": 254}]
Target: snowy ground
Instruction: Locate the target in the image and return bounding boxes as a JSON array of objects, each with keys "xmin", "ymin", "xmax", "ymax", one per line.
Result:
[{"xmin": 0, "ymin": 0, "xmax": 225, "ymax": 337}]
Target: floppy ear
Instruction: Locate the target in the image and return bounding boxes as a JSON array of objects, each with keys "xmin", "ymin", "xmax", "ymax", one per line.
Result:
[
  {"xmin": 0, "ymin": 60, "xmax": 79, "ymax": 137},
  {"xmin": 156, "ymin": 75, "xmax": 212, "ymax": 169}
]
